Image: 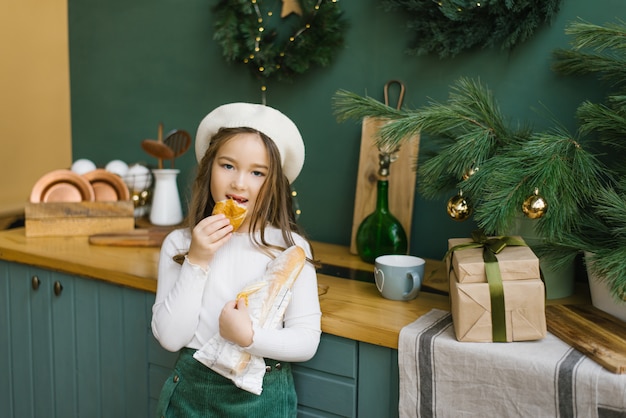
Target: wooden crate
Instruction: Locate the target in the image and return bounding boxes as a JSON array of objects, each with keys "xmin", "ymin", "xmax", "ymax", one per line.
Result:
[{"xmin": 25, "ymin": 201, "xmax": 134, "ymax": 237}]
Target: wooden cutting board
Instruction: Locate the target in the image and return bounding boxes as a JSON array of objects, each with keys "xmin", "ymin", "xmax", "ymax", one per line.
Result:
[
  {"xmin": 546, "ymin": 304, "xmax": 626, "ymax": 374},
  {"xmin": 349, "ymin": 118, "xmax": 420, "ymax": 254},
  {"xmin": 88, "ymin": 228, "xmax": 172, "ymax": 247}
]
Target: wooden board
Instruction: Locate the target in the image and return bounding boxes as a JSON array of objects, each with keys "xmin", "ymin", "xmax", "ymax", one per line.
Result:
[
  {"xmin": 89, "ymin": 228, "xmax": 172, "ymax": 247},
  {"xmin": 350, "ymin": 117, "xmax": 420, "ymax": 254},
  {"xmin": 546, "ymin": 304, "xmax": 626, "ymax": 374},
  {"xmin": 25, "ymin": 201, "xmax": 134, "ymax": 218},
  {"xmin": 25, "ymin": 201, "xmax": 134, "ymax": 237}
]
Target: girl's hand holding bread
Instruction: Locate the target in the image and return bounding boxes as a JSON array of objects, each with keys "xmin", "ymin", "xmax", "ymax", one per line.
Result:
[{"xmin": 187, "ymin": 214, "xmax": 233, "ymax": 268}]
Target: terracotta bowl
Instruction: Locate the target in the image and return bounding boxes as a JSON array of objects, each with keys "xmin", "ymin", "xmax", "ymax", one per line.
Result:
[
  {"xmin": 83, "ymin": 169, "xmax": 130, "ymax": 201},
  {"xmin": 30, "ymin": 169, "xmax": 95, "ymax": 203}
]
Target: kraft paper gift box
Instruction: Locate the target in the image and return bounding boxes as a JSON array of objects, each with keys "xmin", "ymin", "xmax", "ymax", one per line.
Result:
[
  {"xmin": 449, "ymin": 270, "xmax": 547, "ymax": 342},
  {"xmin": 448, "ymin": 237, "xmax": 540, "ymax": 283}
]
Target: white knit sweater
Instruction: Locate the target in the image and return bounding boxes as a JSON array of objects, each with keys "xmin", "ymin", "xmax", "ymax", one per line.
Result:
[{"xmin": 151, "ymin": 226, "xmax": 321, "ymax": 362}]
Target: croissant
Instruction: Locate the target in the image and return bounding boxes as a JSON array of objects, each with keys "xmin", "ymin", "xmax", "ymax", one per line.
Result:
[{"xmin": 212, "ymin": 199, "xmax": 248, "ymax": 231}]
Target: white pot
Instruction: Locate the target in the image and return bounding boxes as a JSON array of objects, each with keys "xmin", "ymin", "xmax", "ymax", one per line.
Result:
[
  {"xmin": 150, "ymin": 169, "xmax": 183, "ymax": 226},
  {"xmin": 584, "ymin": 252, "xmax": 626, "ymax": 322}
]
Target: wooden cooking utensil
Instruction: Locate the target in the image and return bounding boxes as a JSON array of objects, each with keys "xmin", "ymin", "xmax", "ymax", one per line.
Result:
[
  {"xmin": 164, "ymin": 130, "xmax": 192, "ymax": 168},
  {"xmin": 141, "ymin": 123, "xmax": 174, "ymax": 169}
]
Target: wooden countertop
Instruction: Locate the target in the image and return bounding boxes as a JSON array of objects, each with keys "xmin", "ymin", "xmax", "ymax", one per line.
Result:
[
  {"xmin": 312, "ymin": 241, "xmax": 450, "ymax": 348},
  {"xmin": 0, "ymin": 228, "xmax": 588, "ymax": 349},
  {"xmin": 0, "ymin": 227, "xmax": 161, "ymax": 292}
]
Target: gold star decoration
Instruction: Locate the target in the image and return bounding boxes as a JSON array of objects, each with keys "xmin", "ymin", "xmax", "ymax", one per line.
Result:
[{"xmin": 281, "ymin": 0, "xmax": 303, "ymax": 17}]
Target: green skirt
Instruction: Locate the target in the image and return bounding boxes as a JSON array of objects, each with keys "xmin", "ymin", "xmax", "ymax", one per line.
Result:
[{"xmin": 156, "ymin": 348, "xmax": 297, "ymax": 418}]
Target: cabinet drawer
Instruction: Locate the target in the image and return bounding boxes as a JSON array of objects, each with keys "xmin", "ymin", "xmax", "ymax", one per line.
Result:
[
  {"xmin": 293, "ymin": 368, "xmax": 356, "ymax": 417},
  {"xmin": 296, "ymin": 333, "xmax": 357, "ymax": 378},
  {"xmin": 293, "ymin": 334, "xmax": 358, "ymax": 417}
]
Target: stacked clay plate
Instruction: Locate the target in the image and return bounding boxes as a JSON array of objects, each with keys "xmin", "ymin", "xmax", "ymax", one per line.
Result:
[{"xmin": 30, "ymin": 169, "xmax": 130, "ymax": 203}]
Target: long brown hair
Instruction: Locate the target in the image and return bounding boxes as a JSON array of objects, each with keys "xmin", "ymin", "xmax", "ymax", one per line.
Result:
[{"xmin": 178, "ymin": 127, "xmax": 314, "ymax": 263}]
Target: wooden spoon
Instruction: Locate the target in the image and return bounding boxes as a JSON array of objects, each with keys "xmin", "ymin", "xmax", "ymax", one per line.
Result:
[
  {"xmin": 164, "ymin": 130, "xmax": 192, "ymax": 168},
  {"xmin": 141, "ymin": 123, "xmax": 173, "ymax": 169}
]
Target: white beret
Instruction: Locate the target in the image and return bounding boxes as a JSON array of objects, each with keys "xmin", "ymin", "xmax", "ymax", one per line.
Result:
[{"xmin": 195, "ymin": 102, "xmax": 305, "ymax": 184}]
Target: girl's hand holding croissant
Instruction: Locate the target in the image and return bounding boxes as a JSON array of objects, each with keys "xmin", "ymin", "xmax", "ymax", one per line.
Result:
[{"xmin": 187, "ymin": 214, "xmax": 233, "ymax": 268}]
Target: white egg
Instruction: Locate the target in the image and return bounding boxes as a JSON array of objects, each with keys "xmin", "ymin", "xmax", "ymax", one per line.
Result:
[
  {"xmin": 123, "ymin": 164, "xmax": 152, "ymax": 191},
  {"xmin": 105, "ymin": 159, "xmax": 129, "ymax": 177},
  {"xmin": 71, "ymin": 158, "xmax": 97, "ymax": 175}
]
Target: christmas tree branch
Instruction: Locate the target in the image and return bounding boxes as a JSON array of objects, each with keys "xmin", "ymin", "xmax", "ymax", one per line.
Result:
[
  {"xmin": 332, "ymin": 89, "xmax": 405, "ymax": 123},
  {"xmin": 564, "ymin": 19, "xmax": 626, "ymax": 52},
  {"xmin": 577, "ymin": 101, "xmax": 626, "ymax": 149},
  {"xmin": 552, "ymin": 49, "xmax": 626, "ymax": 85}
]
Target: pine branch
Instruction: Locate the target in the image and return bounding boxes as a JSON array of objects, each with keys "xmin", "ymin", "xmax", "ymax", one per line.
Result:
[
  {"xmin": 553, "ymin": 19, "xmax": 626, "ymax": 86},
  {"xmin": 564, "ymin": 19, "xmax": 626, "ymax": 52},
  {"xmin": 548, "ymin": 19, "xmax": 626, "ymax": 299},
  {"xmin": 552, "ymin": 49, "xmax": 626, "ymax": 85},
  {"xmin": 387, "ymin": 77, "xmax": 524, "ymax": 145},
  {"xmin": 577, "ymin": 101, "xmax": 626, "ymax": 149},
  {"xmin": 607, "ymin": 94, "xmax": 626, "ymax": 112},
  {"xmin": 595, "ymin": 186, "xmax": 626, "ymax": 237},
  {"xmin": 409, "ymin": 78, "xmax": 530, "ymax": 201},
  {"xmin": 332, "ymin": 89, "xmax": 405, "ymax": 123},
  {"xmin": 583, "ymin": 186, "xmax": 626, "ymax": 298},
  {"xmin": 462, "ymin": 128, "xmax": 605, "ymax": 238}
]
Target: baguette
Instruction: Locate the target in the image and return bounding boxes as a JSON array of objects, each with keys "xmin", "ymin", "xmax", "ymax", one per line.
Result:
[
  {"xmin": 236, "ymin": 281, "xmax": 267, "ymax": 306},
  {"xmin": 212, "ymin": 199, "xmax": 248, "ymax": 231},
  {"xmin": 234, "ymin": 245, "xmax": 306, "ymax": 375},
  {"xmin": 257, "ymin": 245, "xmax": 306, "ymax": 324},
  {"xmin": 235, "ymin": 246, "xmax": 306, "ymax": 309}
]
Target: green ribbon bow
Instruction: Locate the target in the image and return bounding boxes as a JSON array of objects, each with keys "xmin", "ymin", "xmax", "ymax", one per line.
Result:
[{"xmin": 446, "ymin": 230, "xmax": 526, "ymax": 342}]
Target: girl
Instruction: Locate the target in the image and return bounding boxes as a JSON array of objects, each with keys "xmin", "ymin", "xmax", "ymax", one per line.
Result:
[{"xmin": 152, "ymin": 103, "xmax": 321, "ymax": 417}]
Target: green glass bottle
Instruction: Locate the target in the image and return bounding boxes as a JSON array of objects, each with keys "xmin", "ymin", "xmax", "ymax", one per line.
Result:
[{"xmin": 356, "ymin": 179, "xmax": 408, "ymax": 263}]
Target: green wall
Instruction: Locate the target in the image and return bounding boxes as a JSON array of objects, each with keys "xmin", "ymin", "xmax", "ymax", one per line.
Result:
[{"xmin": 68, "ymin": 0, "xmax": 625, "ymax": 260}]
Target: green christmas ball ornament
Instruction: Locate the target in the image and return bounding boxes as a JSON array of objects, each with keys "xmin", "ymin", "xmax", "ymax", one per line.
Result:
[
  {"xmin": 446, "ymin": 191, "xmax": 472, "ymax": 221},
  {"xmin": 522, "ymin": 188, "xmax": 548, "ymax": 219}
]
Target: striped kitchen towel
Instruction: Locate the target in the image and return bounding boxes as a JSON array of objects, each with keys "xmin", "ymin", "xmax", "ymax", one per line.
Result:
[{"xmin": 398, "ymin": 309, "xmax": 626, "ymax": 418}]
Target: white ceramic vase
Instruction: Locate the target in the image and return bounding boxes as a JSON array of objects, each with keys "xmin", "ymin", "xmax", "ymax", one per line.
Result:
[
  {"xmin": 149, "ymin": 169, "xmax": 183, "ymax": 226},
  {"xmin": 584, "ymin": 252, "xmax": 626, "ymax": 322}
]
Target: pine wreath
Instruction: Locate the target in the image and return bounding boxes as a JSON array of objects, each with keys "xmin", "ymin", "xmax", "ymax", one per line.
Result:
[
  {"xmin": 213, "ymin": 0, "xmax": 347, "ymax": 84},
  {"xmin": 382, "ymin": 0, "xmax": 562, "ymax": 58}
]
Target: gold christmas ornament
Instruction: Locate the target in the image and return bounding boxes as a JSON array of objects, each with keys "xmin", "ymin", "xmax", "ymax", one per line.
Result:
[
  {"xmin": 462, "ymin": 165, "xmax": 479, "ymax": 180},
  {"xmin": 522, "ymin": 188, "xmax": 548, "ymax": 219},
  {"xmin": 446, "ymin": 191, "xmax": 472, "ymax": 221}
]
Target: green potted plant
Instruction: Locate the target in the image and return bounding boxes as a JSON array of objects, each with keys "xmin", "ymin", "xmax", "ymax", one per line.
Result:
[{"xmin": 547, "ymin": 19, "xmax": 626, "ymax": 320}]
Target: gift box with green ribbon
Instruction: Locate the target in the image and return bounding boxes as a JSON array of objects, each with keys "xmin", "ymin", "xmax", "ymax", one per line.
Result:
[
  {"xmin": 447, "ymin": 233, "xmax": 540, "ymax": 284},
  {"xmin": 447, "ymin": 231, "xmax": 546, "ymax": 342}
]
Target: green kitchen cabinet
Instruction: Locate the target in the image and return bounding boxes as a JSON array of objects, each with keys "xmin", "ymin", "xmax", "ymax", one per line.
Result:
[
  {"xmin": 146, "ymin": 292, "xmax": 400, "ymax": 417},
  {"xmin": 292, "ymin": 334, "xmax": 399, "ymax": 418},
  {"xmin": 1, "ymin": 259, "xmax": 400, "ymax": 418},
  {"xmin": 0, "ymin": 260, "xmax": 152, "ymax": 418},
  {"xmin": 148, "ymin": 333, "xmax": 399, "ymax": 418}
]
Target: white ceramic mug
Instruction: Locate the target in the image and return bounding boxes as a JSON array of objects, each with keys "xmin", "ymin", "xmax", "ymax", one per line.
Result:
[{"xmin": 374, "ymin": 255, "xmax": 425, "ymax": 301}]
